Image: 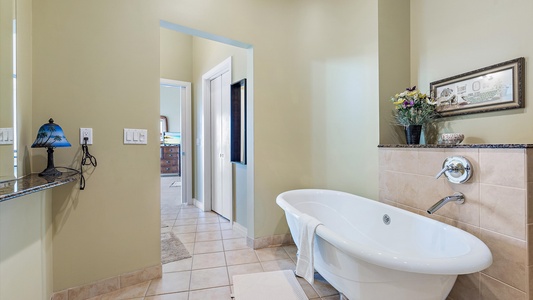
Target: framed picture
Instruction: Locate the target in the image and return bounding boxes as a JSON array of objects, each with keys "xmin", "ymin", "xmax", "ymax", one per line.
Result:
[
  {"xmin": 230, "ymin": 79, "xmax": 246, "ymax": 164},
  {"xmin": 430, "ymin": 57, "xmax": 525, "ymax": 117}
]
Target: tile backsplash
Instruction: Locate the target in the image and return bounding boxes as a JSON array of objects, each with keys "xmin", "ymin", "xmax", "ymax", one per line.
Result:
[{"xmin": 379, "ymin": 146, "xmax": 532, "ymax": 300}]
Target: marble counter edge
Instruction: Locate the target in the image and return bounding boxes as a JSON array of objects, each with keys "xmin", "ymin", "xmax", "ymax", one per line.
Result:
[
  {"xmin": 0, "ymin": 172, "xmax": 79, "ymax": 203},
  {"xmin": 378, "ymin": 144, "xmax": 533, "ymax": 149}
]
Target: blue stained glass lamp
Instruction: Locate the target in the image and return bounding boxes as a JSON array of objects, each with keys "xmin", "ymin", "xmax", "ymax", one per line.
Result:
[{"xmin": 31, "ymin": 118, "xmax": 71, "ymax": 177}]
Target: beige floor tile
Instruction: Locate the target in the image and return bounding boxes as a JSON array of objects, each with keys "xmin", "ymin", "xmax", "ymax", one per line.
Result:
[
  {"xmin": 173, "ymin": 232, "xmax": 196, "ymax": 243},
  {"xmin": 222, "ymin": 238, "xmax": 248, "ymax": 251},
  {"xmin": 227, "ymin": 263, "xmax": 264, "ymax": 284},
  {"xmin": 192, "ymin": 252, "xmax": 227, "ymax": 270},
  {"xmin": 194, "ymin": 240, "xmax": 224, "ymax": 254},
  {"xmin": 177, "ymin": 212, "xmax": 200, "ymax": 219},
  {"xmin": 161, "ymin": 227, "xmax": 171, "ymax": 234},
  {"xmin": 311, "ymin": 273, "xmax": 339, "ymax": 297},
  {"xmin": 220, "ymin": 222, "xmax": 233, "ymax": 230},
  {"xmin": 260, "ymin": 258, "xmax": 296, "ymax": 272},
  {"xmin": 195, "ymin": 231, "xmax": 222, "ymax": 242},
  {"xmin": 221, "ymin": 229, "xmax": 244, "ymax": 239},
  {"xmin": 188, "ymin": 286, "xmax": 231, "ymax": 300},
  {"xmin": 283, "ymin": 245, "xmax": 298, "ymax": 262},
  {"xmin": 190, "ymin": 267, "xmax": 229, "ymax": 290},
  {"xmin": 183, "ymin": 242, "xmax": 195, "ymax": 254},
  {"xmin": 145, "ymin": 271, "xmax": 191, "ymax": 296},
  {"xmin": 225, "ymin": 249, "xmax": 259, "ymax": 266},
  {"xmin": 163, "ymin": 258, "xmax": 192, "ymax": 273},
  {"xmin": 196, "ymin": 223, "xmax": 221, "ymax": 232},
  {"xmin": 144, "ymin": 292, "xmax": 189, "ymax": 300},
  {"xmin": 198, "ymin": 211, "xmax": 219, "ymax": 218},
  {"xmin": 296, "ymin": 277, "xmax": 320, "ymax": 299},
  {"xmin": 173, "ymin": 224, "xmax": 197, "ymax": 234},
  {"xmin": 255, "ymin": 247, "xmax": 290, "ymax": 261},
  {"xmin": 197, "ymin": 216, "xmax": 220, "ymax": 224},
  {"xmin": 174, "ymin": 218, "xmax": 198, "ymax": 226}
]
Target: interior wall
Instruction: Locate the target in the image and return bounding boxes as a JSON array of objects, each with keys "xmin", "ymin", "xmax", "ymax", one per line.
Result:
[
  {"xmin": 160, "ymin": 27, "xmax": 192, "ymax": 82},
  {"xmin": 160, "ymin": 85, "xmax": 181, "ymax": 132},
  {"xmin": 33, "ymin": 0, "xmax": 162, "ymax": 291},
  {"xmin": 411, "ymin": 0, "xmax": 533, "ymax": 144},
  {"xmin": 31, "ymin": 0, "xmax": 384, "ymax": 290}
]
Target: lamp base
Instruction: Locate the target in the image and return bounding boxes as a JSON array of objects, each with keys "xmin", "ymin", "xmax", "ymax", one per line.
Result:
[
  {"xmin": 38, "ymin": 167, "xmax": 62, "ymax": 177},
  {"xmin": 38, "ymin": 147, "xmax": 62, "ymax": 177}
]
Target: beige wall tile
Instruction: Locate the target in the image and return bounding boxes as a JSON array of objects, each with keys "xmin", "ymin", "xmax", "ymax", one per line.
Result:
[
  {"xmin": 480, "ymin": 229, "xmax": 527, "ymax": 292},
  {"xmin": 480, "ymin": 149, "xmax": 526, "ymax": 189},
  {"xmin": 527, "ymin": 149, "xmax": 533, "ymax": 183},
  {"xmin": 417, "ymin": 148, "xmax": 447, "ymax": 177},
  {"xmin": 529, "ymin": 224, "xmax": 533, "ymax": 266},
  {"xmin": 480, "ymin": 273, "xmax": 526, "ymax": 300},
  {"xmin": 420, "ymin": 178, "xmax": 480, "ymax": 226},
  {"xmin": 480, "ymin": 184, "xmax": 526, "ymax": 239},
  {"xmin": 382, "ymin": 149, "xmax": 419, "ymax": 174},
  {"xmin": 448, "ymin": 273, "xmax": 480, "ymax": 300},
  {"xmin": 392, "ymin": 173, "xmax": 422, "ymax": 207},
  {"xmin": 526, "ymin": 182, "xmax": 533, "ymax": 224}
]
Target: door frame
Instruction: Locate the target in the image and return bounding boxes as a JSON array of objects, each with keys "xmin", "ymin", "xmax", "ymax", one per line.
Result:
[
  {"xmin": 199, "ymin": 57, "xmax": 232, "ymax": 221},
  {"xmin": 160, "ymin": 79, "xmax": 192, "ymax": 205}
]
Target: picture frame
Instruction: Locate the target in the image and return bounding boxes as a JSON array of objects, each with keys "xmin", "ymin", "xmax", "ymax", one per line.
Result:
[
  {"xmin": 230, "ymin": 79, "xmax": 247, "ymax": 164},
  {"xmin": 430, "ymin": 57, "xmax": 525, "ymax": 117}
]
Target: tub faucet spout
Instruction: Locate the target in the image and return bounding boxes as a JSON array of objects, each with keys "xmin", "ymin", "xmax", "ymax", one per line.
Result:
[{"xmin": 427, "ymin": 192, "xmax": 464, "ymax": 214}]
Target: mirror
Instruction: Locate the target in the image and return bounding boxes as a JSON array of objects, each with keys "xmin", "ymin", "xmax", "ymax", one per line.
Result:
[{"xmin": 0, "ymin": 0, "xmax": 16, "ymax": 180}]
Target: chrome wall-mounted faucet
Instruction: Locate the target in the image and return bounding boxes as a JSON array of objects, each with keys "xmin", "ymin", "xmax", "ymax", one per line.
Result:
[
  {"xmin": 427, "ymin": 192, "xmax": 465, "ymax": 214},
  {"xmin": 435, "ymin": 156, "xmax": 472, "ymax": 184}
]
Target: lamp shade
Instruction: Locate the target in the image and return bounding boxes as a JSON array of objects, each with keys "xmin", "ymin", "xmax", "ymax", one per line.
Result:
[{"xmin": 31, "ymin": 118, "xmax": 71, "ymax": 148}]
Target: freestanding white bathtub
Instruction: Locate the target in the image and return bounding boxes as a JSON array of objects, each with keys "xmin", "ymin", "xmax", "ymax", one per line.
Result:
[{"xmin": 276, "ymin": 189, "xmax": 492, "ymax": 300}]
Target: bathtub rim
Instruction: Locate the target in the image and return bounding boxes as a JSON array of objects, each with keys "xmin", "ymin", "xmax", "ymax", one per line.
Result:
[{"xmin": 276, "ymin": 188, "xmax": 493, "ymax": 276}]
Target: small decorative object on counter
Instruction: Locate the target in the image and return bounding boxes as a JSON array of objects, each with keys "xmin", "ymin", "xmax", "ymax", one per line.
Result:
[
  {"xmin": 390, "ymin": 86, "xmax": 437, "ymax": 144},
  {"xmin": 440, "ymin": 133, "xmax": 464, "ymax": 145}
]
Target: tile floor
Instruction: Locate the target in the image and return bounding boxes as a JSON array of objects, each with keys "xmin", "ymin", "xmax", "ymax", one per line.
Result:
[{"xmin": 89, "ymin": 176, "xmax": 341, "ymax": 300}]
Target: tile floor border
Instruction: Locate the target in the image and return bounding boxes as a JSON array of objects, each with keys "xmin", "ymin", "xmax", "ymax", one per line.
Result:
[{"xmin": 50, "ymin": 264, "xmax": 162, "ymax": 300}]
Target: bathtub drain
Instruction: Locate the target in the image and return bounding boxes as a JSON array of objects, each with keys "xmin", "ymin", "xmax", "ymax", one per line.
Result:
[{"xmin": 382, "ymin": 214, "xmax": 391, "ymax": 225}]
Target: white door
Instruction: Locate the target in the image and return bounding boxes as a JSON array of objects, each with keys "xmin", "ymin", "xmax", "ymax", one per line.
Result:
[{"xmin": 210, "ymin": 71, "xmax": 232, "ymax": 219}]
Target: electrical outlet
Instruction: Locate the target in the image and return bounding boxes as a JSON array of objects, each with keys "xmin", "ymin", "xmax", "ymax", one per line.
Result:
[{"xmin": 80, "ymin": 128, "xmax": 93, "ymax": 145}]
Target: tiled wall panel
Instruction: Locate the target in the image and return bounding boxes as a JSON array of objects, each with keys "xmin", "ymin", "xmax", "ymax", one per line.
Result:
[{"xmin": 379, "ymin": 147, "xmax": 531, "ymax": 299}]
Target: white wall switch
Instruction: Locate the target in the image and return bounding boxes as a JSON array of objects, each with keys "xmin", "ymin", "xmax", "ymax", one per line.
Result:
[
  {"xmin": 80, "ymin": 128, "xmax": 93, "ymax": 145},
  {"xmin": 124, "ymin": 128, "xmax": 148, "ymax": 145},
  {"xmin": 0, "ymin": 128, "xmax": 14, "ymax": 145}
]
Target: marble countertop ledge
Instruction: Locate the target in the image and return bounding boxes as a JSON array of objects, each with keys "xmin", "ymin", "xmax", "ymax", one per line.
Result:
[
  {"xmin": 0, "ymin": 172, "xmax": 78, "ymax": 203},
  {"xmin": 378, "ymin": 144, "xmax": 533, "ymax": 148}
]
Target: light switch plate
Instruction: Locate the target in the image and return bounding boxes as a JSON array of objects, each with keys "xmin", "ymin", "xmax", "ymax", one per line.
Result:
[
  {"xmin": 0, "ymin": 128, "xmax": 14, "ymax": 145},
  {"xmin": 124, "ymin": 128, "xmax": 147, "ymax": 145}
]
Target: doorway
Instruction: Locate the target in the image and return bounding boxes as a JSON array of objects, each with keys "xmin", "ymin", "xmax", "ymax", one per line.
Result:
[
  {"xmin": 201, "ymin": 57, "xmax": 233, "ymax": 221},
  {"xmin": 160, "ymin": 79, "xmax": 192, "ymax": 205}
]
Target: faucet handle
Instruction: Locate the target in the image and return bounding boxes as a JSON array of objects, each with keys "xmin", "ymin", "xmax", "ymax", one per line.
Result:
[{"xmin": 435, "ymin": 165, "xmax": 451, "ymax": 179}]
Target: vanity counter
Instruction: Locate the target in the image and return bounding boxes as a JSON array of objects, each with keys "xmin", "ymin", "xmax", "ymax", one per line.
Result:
[
  {"xmin": 378, "ymin": 144, "xmax": 533, "ymax": 149},
  {"xmin": 0, "ymin": 172, "xmax": 78, "ymax": 202}
]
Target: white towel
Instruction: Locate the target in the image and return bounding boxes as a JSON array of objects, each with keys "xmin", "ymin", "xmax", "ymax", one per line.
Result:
[{"xmin": 295, "ymin": 213, "xmax": 322, "ymax": 285}]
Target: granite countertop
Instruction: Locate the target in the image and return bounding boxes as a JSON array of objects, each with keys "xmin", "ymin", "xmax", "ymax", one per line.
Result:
[
  {"xmin": 0, "ymin": 171, "xmax": 79, "ymax": 202},
  {"xmin": 378, "ymin": 144, "xmax": 533, "ymax": 149}
]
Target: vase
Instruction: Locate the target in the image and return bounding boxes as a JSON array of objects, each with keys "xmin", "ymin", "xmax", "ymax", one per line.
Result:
[{"xmin": 405, "ymin": 125, "xmax": 422, "ymax": 144}]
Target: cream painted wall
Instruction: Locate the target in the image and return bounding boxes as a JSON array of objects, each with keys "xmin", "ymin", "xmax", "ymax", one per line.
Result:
[
  {"xmin": 33, "ymin": 0, "xmax": 161, "ymax": 290},
  {"xmin": 31, "ymin": 0, "xmax": 382, "ymax": 290},
  {"xmin": 0, "ymin": 190, "xmax": 53, "ymax": 300},
  {"xmin": 160, "ymin": 28, "xmax": 192, "ymax": 82},
  {"xmin": 378, "ymin": 0, "xmax": 411, "ymax": 145},
  {"xmin": 411, "ymin": 0, "xmax": 533, "ymax": 144}
]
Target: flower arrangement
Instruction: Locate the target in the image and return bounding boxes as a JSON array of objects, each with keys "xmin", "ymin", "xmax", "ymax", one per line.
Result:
[{"xmin": 391, "ymin": 86, "xmax": 437, "ymax": 126}]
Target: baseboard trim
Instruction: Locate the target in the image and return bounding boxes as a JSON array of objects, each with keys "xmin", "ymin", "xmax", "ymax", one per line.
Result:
[
  {"xmin": 246, "ymin": 233, "xmax": 294, "ymax": 250},
  {"xmin": 50, "ymin": 264, "xmax": 162, "ymax": 300}
]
